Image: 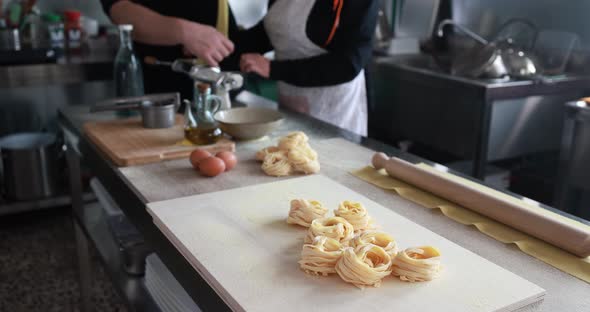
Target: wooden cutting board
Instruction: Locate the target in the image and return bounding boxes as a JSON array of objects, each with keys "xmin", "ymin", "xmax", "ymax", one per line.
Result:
[
  {"xmin": 83, "ymin": 115, "xmax": 235, "ymax": 167},
  {"xmin": 147, "ymin": 175, "xmax": 546, "ymax": 312}
]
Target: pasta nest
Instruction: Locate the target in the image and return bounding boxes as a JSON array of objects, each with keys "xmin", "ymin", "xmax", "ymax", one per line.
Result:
[
  {"xmin": 256, "ymin": 146, "xmax": 280, "ymax": 162},
  {"xmin": 287, "ymin": 199, "xmax": 328, "ymax": 227},
  {"xmin": 288, "ymin": 145, "xmax": 320, "ymax": 174},
  {"xmin": 335, "ymin": 244, "xmax": 393, "ymax": 288},
  {"xmin": 278, "ymin": 131, "xmax": 309, "ymax": 150},
  {"xmin": 391, "ymin": 246, "xmax": 441, "ymax": 282},
  {"xmin": 299, "ymin": 236, "xmax": 344, "ymax": 276},
  {"xmin": 334, "ymin": 201, "xmax": 375, "ymax": 231},
  {"xmin": 256, "ymin": 131, "xmax": 320, "ymax": 176},
  {"xmin": 351, "ymin": 230, "xmax": 398, "ymax": 258},
  {"xmin": 261, "ymin": 151, "xmax": 292, "ymax": 177},
  {"xmin": 305, "ymin": 217, "xmax": 354, "ymax": 245}
]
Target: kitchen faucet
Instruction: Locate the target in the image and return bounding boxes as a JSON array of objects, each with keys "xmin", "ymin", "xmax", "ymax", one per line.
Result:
[{"xmin": 436, "ymin": 19, "xmax": 489, "ymax": 45}]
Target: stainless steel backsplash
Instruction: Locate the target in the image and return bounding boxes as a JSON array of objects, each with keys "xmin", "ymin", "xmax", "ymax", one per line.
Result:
[{"xmin": 452, "ymin": 0, "xmax": 590, "ymax": 49}]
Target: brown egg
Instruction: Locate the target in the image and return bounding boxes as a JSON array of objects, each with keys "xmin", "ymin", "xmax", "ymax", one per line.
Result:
[
  {"xmin": 190, "ymin": 149, "xmax": 212, "ymax": 169},
  {"xmin": 216, "ymin": 151, "xmax": 238, "ymax": 171},
  {"xmin": 199, "ymin": 157, "xmax": 226, "ymax": 177}
]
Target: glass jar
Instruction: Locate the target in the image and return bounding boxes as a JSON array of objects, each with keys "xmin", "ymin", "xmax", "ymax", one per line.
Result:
[{"xmin": 184, "ymin": 83, "xmax": 223, "ymax": 145}]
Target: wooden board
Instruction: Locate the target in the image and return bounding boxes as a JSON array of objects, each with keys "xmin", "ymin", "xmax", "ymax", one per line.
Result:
[
  {"xmin": 83, "ymin": 115, "xmax": 235, "ymax": 167},
  {"xmin": 147, "ymin": 175, "xmax": 546, "ymax": 312}
]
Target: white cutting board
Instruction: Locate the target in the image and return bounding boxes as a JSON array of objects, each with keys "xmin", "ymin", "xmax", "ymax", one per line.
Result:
[{"xmin": 147, "ymin": 175, "xmax": 545, "ymax": 312}]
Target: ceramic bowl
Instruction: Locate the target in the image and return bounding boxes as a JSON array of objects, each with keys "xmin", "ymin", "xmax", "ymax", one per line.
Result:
[{"xmin": 214, "ymin": 107, "xmax": 284, "ymax": 140}]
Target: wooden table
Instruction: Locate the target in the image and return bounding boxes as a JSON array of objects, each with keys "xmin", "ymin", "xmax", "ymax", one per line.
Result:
[{"xmin": 59, "ymin": 102, "xmax": 590, "ymax": 312}]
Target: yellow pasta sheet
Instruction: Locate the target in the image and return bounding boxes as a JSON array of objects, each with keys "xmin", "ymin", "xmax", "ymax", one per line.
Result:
[{"xmin": 351, "ymin": 165, "xmax": 590, "ymax": 283}]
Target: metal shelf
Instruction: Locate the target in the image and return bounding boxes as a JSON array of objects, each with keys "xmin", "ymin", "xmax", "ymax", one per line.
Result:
[
  {"xmin": 76, "ymin": 201, "xmax": 160, "ymax": 312},
  {"xmin": 0, "ymin": 192, "xmax": 95, "ymax": 217}
]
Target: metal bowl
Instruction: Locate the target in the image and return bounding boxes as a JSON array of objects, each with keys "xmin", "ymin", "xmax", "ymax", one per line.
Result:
[{"xmin": 214, "ymin": 107, "xmax": 284, "ymax": 140}]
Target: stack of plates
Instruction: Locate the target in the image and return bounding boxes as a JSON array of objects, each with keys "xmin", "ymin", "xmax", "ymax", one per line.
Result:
[{"xmin": 144, "ymin": 254, "xmax": 202, "ymax": 312}]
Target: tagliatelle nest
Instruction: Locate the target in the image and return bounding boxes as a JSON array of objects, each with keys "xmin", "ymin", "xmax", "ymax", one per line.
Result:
[
  {"xmin": 334, "ymin": 201, "xmax": 375, "ymax": 232},
  {"xmin": 351, "ymin": 230, "xmax": 398, "ymax": 258},
  {"xmin": 391, "ymin": 246, "xmax": 442, "ymax": 282},
  {"xmin": 278, "ymin": 131, "xmax": 309, "ymax": 150},
  {"xmin": 305, "ymin": 217, "xmax": 355, "ymax": 245},
  {"xmin": 299, "ymin": 236, "xmax": 344, "ymax": 276},
  {"xmin": 256, "ymin": 146, "xmax": 280, "ymax": 162},
  {"xmin": 335, "ymin": 245, "xmax": 393, "ymax": 288},
  {"xmin": 256, "ymin": 131, "xmax": 320, "ymax": 176},
  {"xmin": 287, "ymin": 199, "xmax": 328, "ymax": 227},
  {"xmin": 261, "ymin": 151, "xmax": 292, "ymax": 177}
]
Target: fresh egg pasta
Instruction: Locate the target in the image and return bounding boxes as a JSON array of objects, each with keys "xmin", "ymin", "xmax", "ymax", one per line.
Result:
[
  {"xmin": 391, "ymin": 246, "xmax": 441, "ymax": 282},
  {"xmin": 299, "ymin": 236, "xmax": 344, "ymax": 276},
  {"xmin": 334, "ymin": 201, "xmax": 374, "ymax": 231},
  {"xmin": 287, "ymin": 199, "xmax": 328, "ymax": 227},
  {"xmin": 335, "ymin": 245, "xmax": 392, "ymax": 288},
  {"xmin": 261, "ymin": 151, "xmax": 292, "ymax": 177},
  {"xmin": 351, "ymin": 230, "xmax": 398, "ymax": 258},
  {"xmin": 257, "ymin": 131, "xmax": 320, "ymax": 176},
  {"xmin": 306, "ymin": 217, "xmax": 354, "ymax": 245}
]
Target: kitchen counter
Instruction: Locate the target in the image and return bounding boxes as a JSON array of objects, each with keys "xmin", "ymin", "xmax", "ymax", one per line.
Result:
[
  {"xmin": 0, "ymin": 38, "xmax": 115, "ymax": 89},
  {"xmin": 59, "ymin": 99, "xmax": 590, "ymax": 312}
]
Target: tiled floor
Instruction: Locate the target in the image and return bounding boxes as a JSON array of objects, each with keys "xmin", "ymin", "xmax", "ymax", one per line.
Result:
[{"xmin": 0, "ymin": 207, "xmax": 127, "ymax": 312}]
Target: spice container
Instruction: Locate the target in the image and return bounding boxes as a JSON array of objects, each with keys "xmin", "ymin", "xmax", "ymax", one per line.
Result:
[
  {"xmin": 64, "ymin": 9, "xmax": 82, "ymax": 49},
  {"xmin": 43, "ymin": 13, "xmax": 64, "ymax": 49}
]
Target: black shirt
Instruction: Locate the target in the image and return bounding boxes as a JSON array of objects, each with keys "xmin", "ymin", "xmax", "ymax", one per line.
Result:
[
  {"xmin": 100, "ymin": 0, "xmax": 242, "ymax": 100},
  {"xmin": 234, "ymin": 0, "xmax": 379, "ymax": 87},
  {"xmin": 101, "ymin": 0, "xmax": 378, "ymax": 95}
]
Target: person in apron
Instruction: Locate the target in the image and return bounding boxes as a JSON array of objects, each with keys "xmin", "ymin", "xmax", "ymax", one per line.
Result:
[
  {"xmin": 100, "ymin": 0, "xmax": 238, "ymax": 100},
  {"xmin": 236, "ymin": 0, "xmax": 379, "ymax": 136}
]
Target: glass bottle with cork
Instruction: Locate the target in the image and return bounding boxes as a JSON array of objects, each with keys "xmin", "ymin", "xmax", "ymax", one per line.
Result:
[{"xmin": 184, "ymin": 83, "xmax": 223, "ymax": 145}]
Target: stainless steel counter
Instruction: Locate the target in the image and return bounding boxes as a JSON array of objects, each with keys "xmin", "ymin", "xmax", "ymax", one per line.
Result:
[{"xmin": 368, "ymin": 54, "xmax": 590, "ymax": 179}]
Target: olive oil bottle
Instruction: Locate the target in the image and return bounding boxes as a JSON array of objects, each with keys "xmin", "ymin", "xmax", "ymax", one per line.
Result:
[{"xmin": 184, "ymin": 83, "xmax": 223, "ymax": 145}]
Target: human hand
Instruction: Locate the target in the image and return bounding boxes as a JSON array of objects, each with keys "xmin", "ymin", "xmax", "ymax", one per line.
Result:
[
  {"xmin": 178, "ymin": 20, "xmax": 234, "ymax": 66},
  {"xmin": 240, "ymin": 53, "xmax": 270, "ymax": 78}
]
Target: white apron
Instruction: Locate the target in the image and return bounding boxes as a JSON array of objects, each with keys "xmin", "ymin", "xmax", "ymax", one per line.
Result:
[{"xmin": 264, "ymin": 0, "xmax": 368, "ymax": 136}]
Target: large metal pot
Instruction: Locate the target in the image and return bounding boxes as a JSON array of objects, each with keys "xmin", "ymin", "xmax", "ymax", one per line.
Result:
[{"xmin": 0, "ymin": 132, "xmax": 60, "ymax": 200}]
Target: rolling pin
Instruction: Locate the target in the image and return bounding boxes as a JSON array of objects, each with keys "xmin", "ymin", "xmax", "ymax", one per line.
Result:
[{"xmin": 372, "ymin": 152, "xmax": 590, "ymax": 258}]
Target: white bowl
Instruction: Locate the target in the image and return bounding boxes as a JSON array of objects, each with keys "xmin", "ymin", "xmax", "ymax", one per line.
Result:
[{"xmin": 214, "ymin": 107, "xmax": 284, "ymax": 140}]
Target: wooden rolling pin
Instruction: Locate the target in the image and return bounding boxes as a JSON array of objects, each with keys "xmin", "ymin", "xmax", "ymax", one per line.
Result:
[{"xmin": 372, "ymin": 152, "xmax": 590, "ymax": 258}]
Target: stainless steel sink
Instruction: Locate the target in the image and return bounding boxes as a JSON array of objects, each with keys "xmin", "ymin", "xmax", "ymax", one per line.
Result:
[
  {"xmin": 368, "ymin": 53, "xmax": 590, "ymax": 178},
  {"xmin": 381, "ymin": 53, "xmax": 450, "ymax": 73},
  {"xmin": 377, "ymin": 53, "xmax": 581, "ymax": 88}
]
